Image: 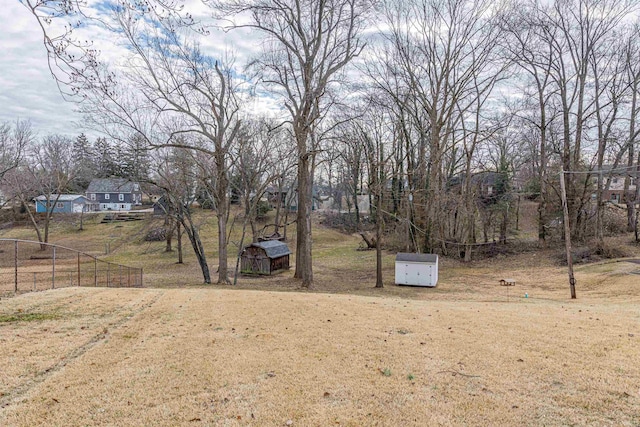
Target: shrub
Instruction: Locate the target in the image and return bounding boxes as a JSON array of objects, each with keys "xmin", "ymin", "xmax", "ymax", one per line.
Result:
[
  {"xmin": 256, "ymin": 200, "xmax": 272, "ymax": 220},
  {"xmin": 144, "ymin": 227, "xmax": 169, "ymax": 242}
]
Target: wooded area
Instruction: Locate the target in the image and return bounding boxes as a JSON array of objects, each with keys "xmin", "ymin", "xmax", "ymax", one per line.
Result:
[{"xmin": 6, "ymin": 0, "xmax": 640, "ymax": 287}]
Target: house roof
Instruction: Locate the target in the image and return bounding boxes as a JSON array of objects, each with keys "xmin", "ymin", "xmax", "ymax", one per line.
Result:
[
  {"xmin": 35, "ymin": 194, "xmax": 88, "ymax": 202},
  {"xmin": 396, "ymin": 253, "xmax": 438, "ymax": 263},
  {"xmin": 86, "ymin": 178, "xmax": 139, "ymax": 193},
  {"xmin": 246, "ymin": 240, "xmax": 291, "ymax": 259}
]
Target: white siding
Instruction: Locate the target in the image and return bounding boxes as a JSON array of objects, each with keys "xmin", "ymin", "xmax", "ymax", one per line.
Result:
[{"xmin": 395, "ymin": 259, "xmax": 438, "ymax": 287}]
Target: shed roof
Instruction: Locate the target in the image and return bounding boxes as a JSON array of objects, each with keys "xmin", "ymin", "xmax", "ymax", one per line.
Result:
[
  {"xmin": 87, "ymin": 178, "xmax": 139, "ymax": 193},
  {"xmin": 246, "ymin": 240, "xmax": 291, "ymax": 259},
  {"xmin": 396, "ymin": 253, "xmax": 438, "ymax": 263},
  {"xmin": 35, "ymin": 194, "xmax": 88, "ymax": 202}
]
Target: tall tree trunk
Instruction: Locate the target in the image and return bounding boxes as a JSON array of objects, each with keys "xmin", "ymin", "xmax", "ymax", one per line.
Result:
[
  {"xmin": 627, "ymin": 82, "xmax": 638, "ymax": 231},
  {"xmin": 165, "ymin": 219, "xmax": 173, "ymax": 252},
  {"xmin": 216, "ymin": 152, "xmax": 230, "ymax": 284},
  {"xmin": 23, "ymin": 199, "xmax": 45, "ymax": 250},
  {"xmin": 294, "ymin": 152, "xmax": 313, "ymax": 287},
  {"xmin": 180, "ymin": 211, "xmax": 211, "ymax": 284},
  {"xmin": 375, "ymin": 197, "xmax": 383, "ymax": 288},
  {"xmin": 177, "ymin": 220, "xmax": 183, "ymax": 264},
  {"xmin": 538, "ymin": 86, "xmax": 548, "ymax": 246}
]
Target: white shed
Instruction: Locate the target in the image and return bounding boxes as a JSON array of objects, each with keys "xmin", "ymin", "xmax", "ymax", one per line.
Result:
[{"xmin": 395, "ymin": 253, "xmax": 438, "ymax": 287}]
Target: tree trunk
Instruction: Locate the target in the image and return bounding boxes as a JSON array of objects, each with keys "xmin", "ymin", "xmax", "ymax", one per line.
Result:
[
  {"xmin": 294, "ymin": 153, "xmax": 313, "ymax": 288},
  {"xmin": 165, "ymin": 219, "xmax": 173, "ymax": 252},
  {"xmin": 627, "ymin": 83, "xmax": 638, "ymax": 231},
  {"xmin": 375, "ymin": 191, "xmax": 383, "ymax": 288},
  {"xmin": 181, "ymin": 211, "xmax": 211, "ymax": 284},
  {"xmin": 500, "ymin": 204, "xmax": 509, "ymax": 245},
  {"xmin": 177, "ymin": 220, "xmax": 183, "ymax": 264},
  {"xmin": 23, "ymin": 199, "xmax": 45, "ymax": 250},
  {"xmin": 216, "ymin": 152, "xmax": 230, "ymax": 284},
  {"xmin": 538, "ymin": 85, "xmax": 548, "ymax": 247},
  {"xmin": 596, "ymin": 171, "xmax": 604, "ymax": 246}
]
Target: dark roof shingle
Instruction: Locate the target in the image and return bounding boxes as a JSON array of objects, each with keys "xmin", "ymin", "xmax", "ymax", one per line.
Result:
[{"xmin": 86, "ymin": 178, "xmax": 138, "ymax": 193}]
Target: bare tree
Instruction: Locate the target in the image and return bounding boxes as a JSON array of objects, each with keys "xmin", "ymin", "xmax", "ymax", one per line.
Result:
[
  {"xmin": 73, "ymin": 10, "xmax": 242, "ymax": 283},
  {"xmin": 215, "ymin": 0, "xmax": 367, "ymax": 287},
  {"xmin": 3, "ymin": 135, "xmax": 76, "ymax": 249},
  {"xmin": 154, "ymin": 146, "xmax": 212, "ymax": 283},
  {"xmin": 0, "ymin": 120, "xmax": 32, "ymax": 183},
  {"xmin": 379, "ymin": 0, "xmax": 508, "ymax": 252},
  {"xmin": 502, "ymin": 4, "xmax": 558, "ymax": 246}
]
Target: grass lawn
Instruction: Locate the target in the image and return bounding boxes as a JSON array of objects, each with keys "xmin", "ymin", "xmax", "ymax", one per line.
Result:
[
  {"xmin": 1, "ymin": 203, "xmax": 639, "ymax": 425},
  {"xmin": 1, "ymin": 287, "xmax": 639, "ymax": 426}
]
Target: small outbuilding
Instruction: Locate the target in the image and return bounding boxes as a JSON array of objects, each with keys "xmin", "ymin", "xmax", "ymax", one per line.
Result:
[
  {"xmin": 395, "ymin": 253, "xmax": 439, "ymax": 287},
  {"xmin": 240, "ymin": 240, "xmax": 291, "ymax": 275},
  {"xmin": 35, "ymin": 194, "xmax": 97, "ymax": 213}
]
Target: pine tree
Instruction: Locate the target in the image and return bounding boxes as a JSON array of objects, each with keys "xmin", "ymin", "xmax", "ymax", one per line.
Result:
[
  {"xmin": 71, "ymin": 133, "xmax": 96, "ymax": 191},
  {"xmin": 121, "ymin": 134, "xmax": 150, "ymax": 181},
  {"xmin": 93, "ymin": 137, "xmax": 119, "ymax": 178}
]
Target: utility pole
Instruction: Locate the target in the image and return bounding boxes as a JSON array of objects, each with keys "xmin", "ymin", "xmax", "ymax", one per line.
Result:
[{"xmin": 560, "ymin": 169, "xmax": 577, "ymax": 299}]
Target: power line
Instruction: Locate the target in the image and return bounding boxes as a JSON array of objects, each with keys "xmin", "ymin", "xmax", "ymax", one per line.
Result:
[{"xmin": 562, "ymin": 164, "xmax": 640, "ymax": 175}]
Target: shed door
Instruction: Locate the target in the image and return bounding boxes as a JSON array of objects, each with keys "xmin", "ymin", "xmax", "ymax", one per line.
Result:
[{"xmin": 405, "ymin": 264, "xmax": 421, "ymax": 285}]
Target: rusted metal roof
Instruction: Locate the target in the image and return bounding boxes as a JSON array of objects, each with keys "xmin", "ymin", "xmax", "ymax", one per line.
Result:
[{"xmin": 246, "ymin": 240, "xmax": 291, "ymax": 259}]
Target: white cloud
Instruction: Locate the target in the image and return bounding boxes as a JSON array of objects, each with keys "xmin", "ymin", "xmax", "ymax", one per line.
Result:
[
  {"xmin": 0, "ymin": 1, "xmax": 87, "ymax": 137},
  {"xmin": 1, "ymin": 0, "xmax": 355, "ymax": 139}
]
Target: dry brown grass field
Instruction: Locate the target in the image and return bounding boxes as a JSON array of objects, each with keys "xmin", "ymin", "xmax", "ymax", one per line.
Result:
[{"xmin": 1, "ymin": 204, "xmax": 639, "ymax": 426}]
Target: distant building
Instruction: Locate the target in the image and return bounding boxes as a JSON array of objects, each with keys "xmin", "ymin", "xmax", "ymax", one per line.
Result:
[
  {"xmin": 448, "ymin": 171, "xmax": 507, "ymax": 199},
  {"xmin": 86, "ymin": 178, "xmax": 143, "ymax": 211},
  {"xmin": 600, "ymin": 166, "xmax": 639, "ymax": 204},
  {"xmin": 152, "ymin": 195, "xmax": 172, "ymax": 217},
  {"xmin": 34, "ymin": 194, "xmax": 96, "ymax": 213}
]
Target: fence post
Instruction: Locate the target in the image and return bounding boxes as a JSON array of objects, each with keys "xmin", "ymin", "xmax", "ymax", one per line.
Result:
[
  {"xmin": 14, "ymin": 240, "xmax": 18, "ymax": 293},
  {"xmin": 52, "ymin": 246, "xmax": 56, "ymax": 289},
  {"xmin": 77, "ymin": 253, "xmax": 81, "ymax": 287},
  {"xmin": 94, "ymin": 258, "xmax": 97, "ymax": 287}
]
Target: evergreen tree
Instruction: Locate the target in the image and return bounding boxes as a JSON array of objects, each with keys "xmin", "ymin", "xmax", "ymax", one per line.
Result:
[
  {"xmin": 71, "ymin": 133, "xmax": 96, "ymax": 191},
  {"xmin": 121, "ymin": 134, "xmax": 150, "ymax": 181},
  {"xmin": 93, "ymin": 137, "xmax": 119, "ymax": 178}
]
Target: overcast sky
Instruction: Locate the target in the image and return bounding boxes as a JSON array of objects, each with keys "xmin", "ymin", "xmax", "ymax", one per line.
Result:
[
  {"xmin": 0, "ymin": 1, "xmax": 86, "ymax": 137},
  {"xmin": 0, "ymin": 0, "xmax": 278, "ymax": 140}
]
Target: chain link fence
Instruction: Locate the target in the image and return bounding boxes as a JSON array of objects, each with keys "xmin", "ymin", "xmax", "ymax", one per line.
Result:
[{"xmin": 0, "ymin": 239, "xmax": 143, "ymax": 296}]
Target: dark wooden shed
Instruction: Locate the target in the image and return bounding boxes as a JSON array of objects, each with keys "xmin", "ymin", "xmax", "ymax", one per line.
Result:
[{"xmin": 240, "ymin": 240, "xmax": 291, "ymax": 275}]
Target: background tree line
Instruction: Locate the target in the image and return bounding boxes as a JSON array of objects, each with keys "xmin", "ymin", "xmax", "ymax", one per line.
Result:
[{"xmin": 14, "ymin": 0, "xmax": 640, "ymax": 287}]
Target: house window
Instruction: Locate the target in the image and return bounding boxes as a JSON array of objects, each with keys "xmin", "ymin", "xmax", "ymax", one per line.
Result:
[
  {"xmin": 56, "ymin": 202, "xmax": 64, "ymax": 208},
  {"xmin": 105, "ymin": 194, "xmax": 110, "ymax": 200},
  {"xmin": 134, "ymin": 184, "xmax": 139, "ymax": 191},
  {"xmin": 119, "ymin": 193, "xmax": 124, "ymax": 201},
  {"xmin": 121, "ymin": 204, "xmax": 126, "ymax": 209},
  {"xmin": 611, "ymin": 194, "xmax": 619, "ymax": 202},
  {"xmin": 613, "ymin": 178, "xmax": 619, "ymax": 184},
  {"xmin": 90, "ymin": 193, "xmax": 96, "ymax": 201}
]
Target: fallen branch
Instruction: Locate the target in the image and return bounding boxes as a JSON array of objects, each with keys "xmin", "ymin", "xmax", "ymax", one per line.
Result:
[{"xmin": 437, "ymin": 370, "xmax": 481, "ymax": 378}]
